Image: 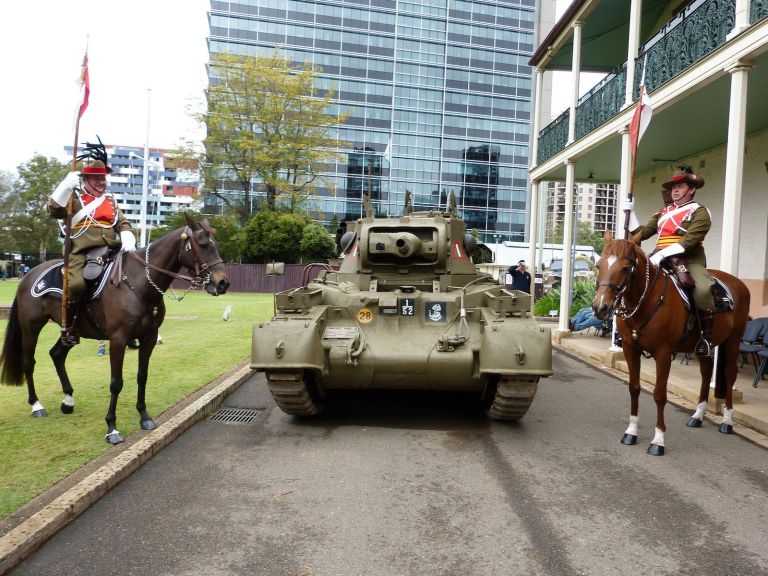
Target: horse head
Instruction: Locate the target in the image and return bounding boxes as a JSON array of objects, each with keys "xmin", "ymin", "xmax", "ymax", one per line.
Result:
[
  {"xmin": 593, "ymin": 229, "xmax": 646, "ymax": 320},
  {"xmin": 179, "ymin": 213, "xmax": 230, "ymax": 296}
]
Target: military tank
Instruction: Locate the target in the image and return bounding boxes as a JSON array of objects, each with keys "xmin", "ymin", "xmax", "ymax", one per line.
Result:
[{"xmin": 251, "ymin": 194, "xmax": 552, "ymax": 420}]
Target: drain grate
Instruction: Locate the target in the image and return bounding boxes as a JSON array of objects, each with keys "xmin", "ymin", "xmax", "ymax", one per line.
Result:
[{"xmin": 210, "ymin": 407, "xmax": 263, "ymax": 423}]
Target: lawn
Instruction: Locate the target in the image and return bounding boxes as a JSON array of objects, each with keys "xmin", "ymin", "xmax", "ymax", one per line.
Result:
[{"xmin": 0, "ymin": 278, "xmax": 274, "ymax": 520}]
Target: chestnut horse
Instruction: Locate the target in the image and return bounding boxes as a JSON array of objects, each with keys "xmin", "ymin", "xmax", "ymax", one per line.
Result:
[
  {"xmin": 593, "ymin": 231, "xmax": 749, "ymax": 455},
  {"xmin": 0, "ymin": 215, "xmax": 229, "ymax": 444}
]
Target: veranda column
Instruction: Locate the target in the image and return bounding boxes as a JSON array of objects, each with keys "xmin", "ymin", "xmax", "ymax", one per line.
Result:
[
  {"xmin": 567, "ymin": 21, "xmax": 583, "ymax": 144},
  {"xmin": 558, "ymin": 160, "xmax": 577, "ymax": 332},
  {"xmin": 617, "ymin": 127, "xmax": 631, "ymax": 237},
  {"xmin": 527, "ymin": 180, "xmax": 540, "ymax": 302},
  {"xmin": 531, "ymin": 68, "xmax": 544, "ymax": 167},
  {"xmin": 721, "ymin": 60, "xmax": 753, "ymax": 274},
  {"xmin": 729, "ymin": 0, "xmax": 750, "ymax": 38},
  {"xmin": 624, "ymin": 0, "xmax": 642, "ymax": 107}
]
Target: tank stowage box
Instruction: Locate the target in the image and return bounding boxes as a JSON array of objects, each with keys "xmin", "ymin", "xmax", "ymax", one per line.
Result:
[{"xmin": 251, "ymin": 208, "xmax": 553, "ymax": 420}]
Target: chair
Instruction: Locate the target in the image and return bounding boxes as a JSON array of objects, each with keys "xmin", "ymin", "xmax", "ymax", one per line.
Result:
[
  {"xmin": 740, "ymin": 318, "xmax": 768, "ymax": 371},
  {"xmin": 752, "ymin": 339, "xmax": 768, "ymax": 388}
]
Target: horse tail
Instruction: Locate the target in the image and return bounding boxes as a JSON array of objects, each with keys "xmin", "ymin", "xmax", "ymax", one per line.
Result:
[
  {"xmin": 0, "ymin": 298, "xmax": 25, "ymax": 386},
  {"xmin": 714, "ymin": 344, "xmax": 727, "ymax": 399}
]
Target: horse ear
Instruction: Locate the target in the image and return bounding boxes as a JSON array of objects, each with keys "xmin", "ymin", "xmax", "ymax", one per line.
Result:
[
  {"xmin": 602, "ymin": 229, "xmax": 613, "ymax": 253},
  {"xmin": 199, "ymin": 218, "xmax": 216, "ymax": 235},
  {"xmin": 183, "ymin": 212, "xmax": 198, "ymax": 230},
  {"xmin": 629, "ymin": 231, "xmax": 643, "ymax": 245}
]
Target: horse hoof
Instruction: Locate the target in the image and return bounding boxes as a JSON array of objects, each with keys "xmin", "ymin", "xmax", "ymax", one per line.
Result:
[
  {"xmin": 141, "ymin": 419, "xmax": 157, "ymax": 431},
  {"xmin": 60, "ymin": 403, "xmax": 74, "ymax": 415},
  {"xmin": 719, "ymin": 423, "xmax": 733, "ymax": 434},
  {"xmin": 647, "ymin": 444, "xmax": 665, "ymax": 456},
  {"xmin": 620, "ymin": 434, "xmax": 637, "ymax": 445},
  {"xmin": 31, "ymin": 409, "xmax": 48, "ymax": 418},
  {"xmin": 686, "ymin": 417, "xmax": 702, "ymax": 428},
  {"xmin": 105, "ymin": 431, "xmax": 124, "ymax": 445}
]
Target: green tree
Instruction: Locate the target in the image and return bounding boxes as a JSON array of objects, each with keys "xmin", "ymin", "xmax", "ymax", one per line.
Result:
[
  {"xmin": 183, "ymin": 52, "xmax": 349, "ymax": 221},
  {"xmin": 551, "ymin": 219, "xmax": 603, "ymax": 253},
  {"xmin": 300, "ymin": 223, "xmax": 337, "ymax": 261},
  {"xmin": 0, "ymin": 170, "xmax": 20, "ymax": 254},
  {"xmin": 10, "ymin": 156, "xmax": 69, "ymax": 261},
  {"xmin": 243, "ymin": 209, "xmax": 311, "ymax": 263}
]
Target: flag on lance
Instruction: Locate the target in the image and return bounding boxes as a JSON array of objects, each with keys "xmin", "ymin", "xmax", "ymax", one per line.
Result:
[
  {"xmin": 74, "ymin": 52, "xmax": 90, "ymax": 124},
  {"xmin": 628, "ymin": 84, "xmax": 652, "ymax": 173}
]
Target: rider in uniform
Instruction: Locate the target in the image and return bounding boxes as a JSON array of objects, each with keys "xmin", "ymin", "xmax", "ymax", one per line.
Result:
[
  {"xmin": 625, "ymin": 165, "xmax": 721, "ymax": 357},
  {"xmin": 49, "ymin": 142, "xmax": 136, "ymax": 346}
]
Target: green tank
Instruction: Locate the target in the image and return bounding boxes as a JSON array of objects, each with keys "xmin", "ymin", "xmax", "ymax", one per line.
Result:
[{"xmin": 250, "ymin": 199, "xmax": 552, "ymax": 420}]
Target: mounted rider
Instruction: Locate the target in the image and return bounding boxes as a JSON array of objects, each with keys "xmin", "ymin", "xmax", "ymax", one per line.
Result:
[
  {"xmin": 625, "ymin": 165, "xmax": 724, "ymax": 357},
  {"xmin": 48, "ymin": 140, "xmax": 137, "ymax": 346}
]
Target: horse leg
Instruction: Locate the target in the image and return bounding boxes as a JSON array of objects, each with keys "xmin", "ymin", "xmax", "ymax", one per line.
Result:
[
  {"xmin": 621, "ymin": 345, "xmax": 642, "ymax": 446},
  {"xmin": 687, "ymin": 354, "xmax": 714, "ymax": 429},
  {"xmin": 22, "ymin": 322, "xmax": 46, "ymax": 418},
  {"xmin": 49, "ymin": 339, "xmax": 75, "ymax": 414},
  {"xmin": 135, "ymin": 334, "xmax": 158, "ymax": 431},
  {"xmin": 718, "ymin": 340, "xmax": 739, "ymax": 434},
  {"xmin": 105, "ymin": 344, "xmax": 127, "ymax": 445},
  {"xmin": 648, "ymin": 349, "xmax": 673, "ymax": 456}
]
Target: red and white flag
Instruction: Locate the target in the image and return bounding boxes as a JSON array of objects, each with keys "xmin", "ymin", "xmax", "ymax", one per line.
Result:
[
  {"xmin": 629, "ymin": 84, "xmax": 652, "ymax": 169},
  {"xmin": 77, "ymin": 52, "xmax": 90, "ymax": 121}
]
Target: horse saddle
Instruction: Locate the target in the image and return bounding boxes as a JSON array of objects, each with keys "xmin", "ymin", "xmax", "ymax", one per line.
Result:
[
  {"xmin": 667, "ymin": 271, "xmax": 734, "ymax": 313},
  {"xmin": 29, "ymin": 259, "xmax": 115, "ymax": 301}
]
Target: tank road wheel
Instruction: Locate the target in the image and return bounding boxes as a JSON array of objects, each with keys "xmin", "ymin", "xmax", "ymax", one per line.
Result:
[
  {"xmin": 265, "ymin": 370, "xmax": 325, "ymax": 416},
  {"xmin": 483, "ymin": 376, "xmax": 539, "ymax": 421}
]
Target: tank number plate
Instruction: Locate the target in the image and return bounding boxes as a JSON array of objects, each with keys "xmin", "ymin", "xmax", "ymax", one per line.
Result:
[
  {"xmin": 425, "ymin": 302, "xmax": 447, "ymax": 322},
  {"xmin": 323, "ymin": 327, "xmax": 360, "ymax": 339},
  {"xmin": 356, "ymin": 308, "xmax": 374, "ymax": 323}
]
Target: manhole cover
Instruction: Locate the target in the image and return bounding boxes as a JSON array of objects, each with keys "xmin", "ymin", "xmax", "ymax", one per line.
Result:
[{"xmin": 210, "ymin": 407, "xmax": 263, "ymax": 423}]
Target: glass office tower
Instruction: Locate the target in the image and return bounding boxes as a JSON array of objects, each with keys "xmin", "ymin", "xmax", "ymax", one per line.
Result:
[{"xmin": 208, "ymin": 0, "xmax": 534, "ymax": 241}]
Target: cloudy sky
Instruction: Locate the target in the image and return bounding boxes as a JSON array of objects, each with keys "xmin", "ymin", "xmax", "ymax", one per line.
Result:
[
  {"xmin": 0, "ymin": 0, "xmax": 209, "ymax": 173},
  {"xmin": 0, "ymin": 0, "xmax": 579, "ymax": 175}
]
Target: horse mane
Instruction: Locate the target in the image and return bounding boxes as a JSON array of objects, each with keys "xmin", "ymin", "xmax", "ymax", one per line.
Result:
[{"xmin": 603, "ymin": 237, "xmax": 640, "ymax": 260}]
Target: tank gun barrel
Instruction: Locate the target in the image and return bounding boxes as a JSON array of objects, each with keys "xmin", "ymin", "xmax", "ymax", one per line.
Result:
[{"xmin": 369, "ymin": 232, "xmax": 423, "ymax": 258}]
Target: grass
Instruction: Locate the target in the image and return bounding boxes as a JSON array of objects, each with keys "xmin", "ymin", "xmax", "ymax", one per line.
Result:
[{"xmin": 0, "ymin": 278, "xmax": 274, "ymax": 520}]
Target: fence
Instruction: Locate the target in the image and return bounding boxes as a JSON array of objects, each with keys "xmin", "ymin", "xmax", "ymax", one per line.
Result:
[{"xmin": 172, "ymin": 263, "xmax": 325, "ymax": 293}]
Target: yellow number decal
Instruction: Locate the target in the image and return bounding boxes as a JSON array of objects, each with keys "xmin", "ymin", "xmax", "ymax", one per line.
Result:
[{"xmin": 357, "ymin": 308, "xmax": 373, "ymax": 323}]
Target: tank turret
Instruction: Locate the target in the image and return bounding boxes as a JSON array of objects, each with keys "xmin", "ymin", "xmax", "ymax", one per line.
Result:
[{"xmin": 251, "ymin": 197, "xmax": 552, "ymax": 420}]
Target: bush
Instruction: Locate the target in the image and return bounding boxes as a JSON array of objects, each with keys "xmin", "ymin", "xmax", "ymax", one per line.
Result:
[{"xmin": 534, "ymin": 280, "xmax": 596, "ymax": 318}]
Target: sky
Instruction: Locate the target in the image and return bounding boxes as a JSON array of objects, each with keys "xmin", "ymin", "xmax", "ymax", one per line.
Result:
[
  {"xmin": 0, "ymin": 0, "xmax": 210, "ymax": 174},
  {"xmin": 0, "ymin": 0, "xmax": 581, "ymax": 175}
]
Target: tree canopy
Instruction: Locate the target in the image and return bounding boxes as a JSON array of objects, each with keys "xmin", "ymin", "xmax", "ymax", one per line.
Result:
[
  {"xmin": 550, "ymin": 220, "xmax": 604, "ymax": 254},
  {"xmin": 0, "ymin": 155, "xmax": 69, "ymax": 261},
  {"xmin": 185, "ymin": 52, "xmax": 348, "ymax": 221}
]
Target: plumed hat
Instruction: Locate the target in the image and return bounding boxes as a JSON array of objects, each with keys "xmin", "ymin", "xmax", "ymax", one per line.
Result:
[
  {"xmin": 77, "ymin": 135, "xmax": 113, "ymax": 175},
  {"xmin": 662, "ymin": 164, "xmax": 704, "ymax": 190}
]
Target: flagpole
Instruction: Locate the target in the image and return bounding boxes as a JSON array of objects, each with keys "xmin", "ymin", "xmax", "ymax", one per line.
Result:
[{"xmin": 61, "ymin": 50, "xmax": 89, "ymax": 337}]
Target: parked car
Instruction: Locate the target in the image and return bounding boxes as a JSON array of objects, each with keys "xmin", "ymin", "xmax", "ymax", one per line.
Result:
[{"xmin": 543, "ymin": 257, "xmax": 595, "ymax": 292}]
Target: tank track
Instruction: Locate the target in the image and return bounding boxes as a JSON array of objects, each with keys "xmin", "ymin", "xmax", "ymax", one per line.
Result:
[
  {"xmin": 265, "ymin": 371, "xmax": 324, "ymax": 416},
  {"xmin": 485, "ymin": 376, "xmax": 539, "ymax": 421}
]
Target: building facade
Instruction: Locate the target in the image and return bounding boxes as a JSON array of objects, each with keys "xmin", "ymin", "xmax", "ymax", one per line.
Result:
[
  {"xmin": 65, "ymin": 145, "xmax": 201, "ymax": 241},
  {"xmin": 544, "ymin": 180, "xmax": 617, "ymax": 243},
  {"xmin": 207, "ymin": 0, "xmax": 537, "ymax": 242},
  {"xmin": 529, "ymin": 0, "xmax": 768, "ymax": 323}
]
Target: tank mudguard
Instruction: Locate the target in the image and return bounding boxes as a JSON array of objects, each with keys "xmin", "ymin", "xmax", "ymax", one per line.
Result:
[
  {"xmin": 251, "ymin": 317, "xmax": 326, "ymax": 372},
  {"xmin": 479, "ymin": 322, "xmax": 553, "ymax": 377}
]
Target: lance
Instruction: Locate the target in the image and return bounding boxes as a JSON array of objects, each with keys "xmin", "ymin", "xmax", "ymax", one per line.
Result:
[{"xmin": 61, "ymin": 50, "xmax": 89, "ymax": 336}]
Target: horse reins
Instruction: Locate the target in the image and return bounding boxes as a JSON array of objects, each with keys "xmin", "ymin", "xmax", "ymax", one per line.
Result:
[{"xmin": 128, "ymin": 227, "xmax": 223, "ymax": 301}]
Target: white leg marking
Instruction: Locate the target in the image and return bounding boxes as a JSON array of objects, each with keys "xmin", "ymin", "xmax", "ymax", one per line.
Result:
[
  {"xmin": 692, "ymin": 401, "xmax": 707, "ymax": 420},
  {"xmin": 722, "ymin": 407, "xmax": 734, "ymax": 426},
  {"xmin": 62, "ymin": 394, "xmax": 74, "ymax": 407},
  {"xmin": 31, "ymin": 401, "xmax": 45, "ymax": 413},
  {"xmin": 651, "ymin": 427, "xmax": 665, "ymax": 447},
  {"xmin": 624, "ymin": 415, "xmax": 639, "ymax": 436}
]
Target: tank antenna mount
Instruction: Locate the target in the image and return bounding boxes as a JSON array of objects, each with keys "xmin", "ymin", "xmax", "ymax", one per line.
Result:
[
  {"xmin": 449, "ymin": 191, "xmax": 457, "ymax": 217},
  {"xmin": 363, "ymin": 193, "xmax": 373, "ymax": 218},
  {"xmin": 403, "ymin": 189, "xmax": 413, "ymax": 215}
]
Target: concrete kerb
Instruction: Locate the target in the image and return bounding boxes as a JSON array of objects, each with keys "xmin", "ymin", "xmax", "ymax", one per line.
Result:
[{"xmin": 0, "ymin": 361, "xmax": 253, "ymax": 575}]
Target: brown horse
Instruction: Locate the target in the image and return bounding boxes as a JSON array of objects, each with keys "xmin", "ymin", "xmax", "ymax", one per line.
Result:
[
  {"xmin": 593, "ymin": 230, "xmax": 749, "ymax": 455},
  {"xmin": 0, "ymin": 214, "xmax": 229, "ymax": 444}
]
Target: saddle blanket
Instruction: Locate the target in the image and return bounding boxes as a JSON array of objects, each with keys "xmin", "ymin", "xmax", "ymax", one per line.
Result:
[
  {"xmin": 30, "ymin": 261, "xmax": 114, "ymax": 301},
  {"xmin": 671, "ymin": 275, "xmax": 734, "ymax": 311}
]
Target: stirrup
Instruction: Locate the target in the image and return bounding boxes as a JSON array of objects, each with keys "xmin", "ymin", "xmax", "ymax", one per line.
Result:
[
  {"xmin": 694, "ymin": 338, "xmax": 712, "ymax": 357},
  {"xmin": 60, "ymin": 325, "xmax": 80, "ymax": 347}
]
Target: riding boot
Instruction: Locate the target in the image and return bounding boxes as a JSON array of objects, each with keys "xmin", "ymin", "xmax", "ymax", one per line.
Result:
[
  {"xmin": 695, "ymin": 312, "xmax": 714, "ymax": 357},
  {"xmin": 61, "ymin": 301, "xmax": 80, "ymax": 347}
]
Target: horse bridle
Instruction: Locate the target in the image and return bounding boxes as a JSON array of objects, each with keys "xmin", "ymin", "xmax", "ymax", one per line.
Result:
[
  {"xmin": 599, "ymin": 250, "xmax": 653, "ymax": 319},
  {"xmin": 130, "ymin": 226, "xmax": 224, "ymax": 300}
]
